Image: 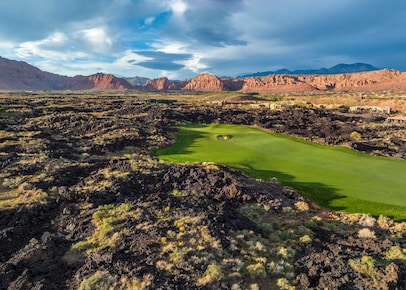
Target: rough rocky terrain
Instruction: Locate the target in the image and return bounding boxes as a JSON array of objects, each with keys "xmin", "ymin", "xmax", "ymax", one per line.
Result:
[{"xmin": 0, "ymin": 94, "xmax": 405, "ymax": 289}]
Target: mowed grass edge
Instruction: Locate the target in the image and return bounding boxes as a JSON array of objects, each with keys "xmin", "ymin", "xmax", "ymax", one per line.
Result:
[{"xmin": 154, "ymin": 124, "xmax": 406, "ymax": 221}]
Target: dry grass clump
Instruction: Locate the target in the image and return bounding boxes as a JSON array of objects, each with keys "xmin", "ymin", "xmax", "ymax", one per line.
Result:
[
  {"xmin": 72, "ymin": 203, "xmax": 139, "ymax": 253},
  {"xmin": 0, "ymin": 173, "xmax": 52, "ymax": 209},
  {"xmin": 202, "ymin": 161, "xmax": 220, "ymax": 171},
  {"xmin": 78, "ymin": 271, "xmax": 153, "ymax": 290},
  {"xmin": 80, "ymin": 167, "xmax": 129, "ymax": 193}
]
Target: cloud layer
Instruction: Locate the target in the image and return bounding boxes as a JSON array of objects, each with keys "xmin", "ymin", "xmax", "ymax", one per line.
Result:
[{"xmin": 1, "ymin": 0, "xmax": 405, "ymax": 79}]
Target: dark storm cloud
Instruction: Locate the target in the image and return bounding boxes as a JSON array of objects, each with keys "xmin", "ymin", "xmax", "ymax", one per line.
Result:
[
  {"xmin": 180, "ymin": 0, "xmax": 247, "ymax": 47},
  {"xmin": 0, "ymin": 0, "xmax": 111, "ymax": 40},
  {"xmin": 1, "ymin": 0, "xmax": 406, "ymax": 78}
]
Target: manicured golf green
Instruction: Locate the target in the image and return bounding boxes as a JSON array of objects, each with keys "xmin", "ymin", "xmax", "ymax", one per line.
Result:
[{"xmin": 155, "ymin": 124, "xmax": 406, "ymax": 220}]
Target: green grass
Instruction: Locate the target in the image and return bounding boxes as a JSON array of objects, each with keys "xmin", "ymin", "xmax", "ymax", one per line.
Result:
[{"xmin": 154, "ymin": 124, "xmax": 406, "ymax": 221}]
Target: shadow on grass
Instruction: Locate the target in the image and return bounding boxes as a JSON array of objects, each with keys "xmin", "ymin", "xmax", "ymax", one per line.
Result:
[
  {"xmin": 155, "ymin": 125, "xmax": 211, "ymax": 155},
  {"xmin": 230, "ymin": 166, "xmax": 347, "ymax": 211}
]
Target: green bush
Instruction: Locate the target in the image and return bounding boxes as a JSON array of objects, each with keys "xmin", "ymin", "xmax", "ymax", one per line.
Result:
[
  {"xmin": 386, "ymin": 246, "xmax": 406, "ymax": 261},
  {"xmin": 349, "ymin": 255, "xmax": 377, "ymax": 283},
  {"xmin": 197, "ymin": 263, "xmax": 224, "ymax": 285}
]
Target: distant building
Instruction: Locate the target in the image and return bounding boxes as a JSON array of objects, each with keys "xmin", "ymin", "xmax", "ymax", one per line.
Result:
[
  {"xmin": 386, "ymin": 116, "xmax": 406, "ymax": 124},
  {"xmin": 349, "ymin": 106, "xmax": 392, "ymax": 114}
]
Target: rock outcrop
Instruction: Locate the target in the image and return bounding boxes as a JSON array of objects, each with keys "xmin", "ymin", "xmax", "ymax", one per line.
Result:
[
  {"xmin": 145, "ymin": 77, "xmax": 171, "ymax": 90},
  {"xmin": 239, "ymin": 69, "xmax": 406, "ymax": 92},
  {"xmin": 87, "ymin": 73, "xmax": 133, "ymax": 90},
  {"xmin": 182, "ymin": 73, "xmax": 224, "ymax": 91}
]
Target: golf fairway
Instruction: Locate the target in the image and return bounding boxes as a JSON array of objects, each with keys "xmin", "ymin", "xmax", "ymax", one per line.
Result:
[{"xmin": 155, "ymin": 124, "xmax": 406, "ymax": 220}]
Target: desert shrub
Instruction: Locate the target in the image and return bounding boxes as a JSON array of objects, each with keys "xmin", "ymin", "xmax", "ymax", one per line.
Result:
[
  {"xmin": 277, "ymin": 246, "xmax": 296, "ymax": 259},
  {"xmin": 349, "ymin": 256, "xmax": 377, "ymax": 281},
  {"xmin": 350, "ymin": 131, "xmax": 362, "ymax": 141},
  {"xmin": 197, "ymin": 263, "xmax": 224, "ymax": 285},
  {"xmin": 299, "ymin": 234, "xmax": 312, "ymax": 243},
  {"xmin": 346, "ymin": 213, "xmax": 361, "ymax": 223},
  {"xmin": 276, "ymin": 277, "xmax": 295, "ymax": 290},
  {"xmin": 245, "ymin": 263, "xmax": 266, "ymax": 278},
  {"xmin": 385, "ymin": 246, "xmax": 406, "ymax": 261},
  {"xmin": 202, "ymin": 161, "xmax": 220, "ymax": 171},
  {"xmin": 78, "ymin": 271, "xmax": 115, "ymax": 290},
  {"xmin": 294, "ymin": 201, "xmax": 309, "ymax": 212},
  {"xmin": 358, "ymin": 228, "xmax": 376, "ymax": 239},
  {"xmin": 282, "ymin": 206, "xmax": 295, "ymax": 213},
  {"xmin": 358, "ymin": 214, "xmax": 376, "ymax": 227},
  {"xmin": 171, "ymin": 189, "xmax": 188, "ymax": 197},
  {"xmin": 305, "ymin": 216, "xmax": 322, "ymax": 228},
  {"xmin": 377, "ymin": 215, "xmax": 394, "ymax": 229},
  {"xmin": 393, "ymin": 222, "xmax": 406, "ymax": 232}
]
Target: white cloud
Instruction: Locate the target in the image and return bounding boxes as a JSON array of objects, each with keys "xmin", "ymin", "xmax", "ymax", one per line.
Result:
[
  {"xmin": 14, "ymin": 32, "xmax": 88, "ymax": 60},
  {"xmin": 73, "ymin": 27, "xmax": 114, "ymax": 54},
  {"xmin": 169, "ymin": 0, "xmax": 188, "ymax": 15}
]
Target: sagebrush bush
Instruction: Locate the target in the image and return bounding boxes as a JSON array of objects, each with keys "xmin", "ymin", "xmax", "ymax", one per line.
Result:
[
  {"xmin": 349, "ymin": 255, "xmax": 377, "ymax": 285},
  {"xmin": 358, "ymin": 228, "xmax": 376, "ymax": 239},
  {"xmin": 385, "ymin": 246, "xmax": 406, "ymax": 260},
  {"xmin": 294, "ymin": 201, "xmax": 309, "ymax": 212}
]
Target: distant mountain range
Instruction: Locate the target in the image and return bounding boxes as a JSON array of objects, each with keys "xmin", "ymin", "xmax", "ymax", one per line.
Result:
[
  {"xmin": 124, "ymin": 76, "xmax": 150, "ymax": 86},
  {"xmin": 2, "ymin": 56, "xmax": 406, "ymax": 92},
  {"xmin": 0, "ymin": 56, "xmax": 134, "ymax": 90},
  {"xmin": 239, "ymin": 63, "xmax": 380, "ymax": 78}
]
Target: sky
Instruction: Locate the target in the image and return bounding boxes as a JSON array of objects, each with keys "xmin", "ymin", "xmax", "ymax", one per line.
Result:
[{"xmin": 0, "ymin": 0, "xmax": 405, "ymax": 80}]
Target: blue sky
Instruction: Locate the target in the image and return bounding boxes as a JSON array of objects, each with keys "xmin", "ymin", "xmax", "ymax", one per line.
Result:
[{"xmin": 0, "ymin": 0, "xmax": 405, "ymax": 79}]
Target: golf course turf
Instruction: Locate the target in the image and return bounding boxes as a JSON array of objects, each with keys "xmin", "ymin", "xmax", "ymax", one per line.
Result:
[{"xmin": 155, "ymin": 124, "xmax": 406, "ymax": 221}]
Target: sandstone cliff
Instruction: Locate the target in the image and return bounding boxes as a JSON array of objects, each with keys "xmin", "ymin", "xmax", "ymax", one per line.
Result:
[
  {"xmin": 174, "ymin": 69, "xmax": 406, "ymax": 93},
  {"xmin": 182, "ymin": 73, "xmax": 224, "ymax": 91},
  {"xmin": 87, "ymin": 73, "xmax": 133, "ymax": 90},
  {"xmin": 145, "ymin": 77, "xmax": 171, "ymax": 90}
]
